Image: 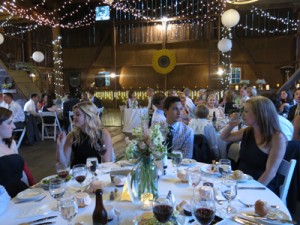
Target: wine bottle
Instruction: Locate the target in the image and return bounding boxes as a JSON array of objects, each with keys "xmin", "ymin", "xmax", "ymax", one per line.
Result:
[
  {"xmin": 212, "ymin": 111, "xmax": 217, "ymax": 129},
  {"xmin": 93, "ymin": 189, "xmax": 108, "ymax": 225}
]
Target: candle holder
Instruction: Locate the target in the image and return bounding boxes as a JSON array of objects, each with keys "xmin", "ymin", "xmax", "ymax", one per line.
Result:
[{"xmin": 141, "ymin": 193, "xmax": 153, "ymax": 210}]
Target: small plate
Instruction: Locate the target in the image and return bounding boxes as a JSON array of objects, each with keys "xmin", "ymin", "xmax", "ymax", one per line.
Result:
[
  {"xmin": 16, "ymin": 188, "xmax": 44, "ymax": 201},
  {"xmin": 180, "ymin": 158, "xmax": 197, "ymax": 166},
  {"xmin": 242, "ymin": 208, "xmax": 290, "ymax": 225},
  {"xmin": 200, "ymin": 164, "xmax": 220, "ymax": 176},
  {"xmin": 231, "ymin": 174, "xmax": 253, "ymax": 183},
  {"xmin": 40, "ymin": 174, "xmax": 72, "ymax": 189}
]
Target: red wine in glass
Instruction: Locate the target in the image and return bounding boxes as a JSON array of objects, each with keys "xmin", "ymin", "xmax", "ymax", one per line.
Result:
[
  {"xmin": 153, "ymin": 204, "xmax": 174, "ymax": 223},
  {"xmin": 75, "ymin": 175, "xmax": 86, "ymax": 184},
  {"xmin": 194, "ymin": 208, "xmax": 215, "ymax": 225},
  {"xmin": 58, "ymin": 170, "xmax": 69, "ymax": 179}
]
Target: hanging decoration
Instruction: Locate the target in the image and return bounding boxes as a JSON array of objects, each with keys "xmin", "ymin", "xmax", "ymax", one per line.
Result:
[
  {"xmin": 0, "ymin": 33, "xmax": 4, "ymax": 44},
  {"xmin": 221, "ymin": 9, "xmax": 240, "ymax": 28},
  {"xmin": 52, "ymin": 36, "xmax": 64, "ymax": 98},
  {"xmin": 152, "ymin": 49, "xmax": 176, "ymax": 75},
  {"xmin": 32, "ymin": 51, "xmax": 44, "ymax": 63},
  {"xmin": 218, "ymin": 38, "xmax": 232, "ymax": 52}
]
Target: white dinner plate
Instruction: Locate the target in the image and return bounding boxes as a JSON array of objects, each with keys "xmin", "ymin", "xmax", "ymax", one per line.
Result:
[
  {"xmin": 16, "ymin": 188, "xmax": 44, "ymax": 201},
  {"xmin": 40, "ymin": 174, "xmax": 72, "ymax": 189},
  {"xmin": 180, "ymin": 158, "xmax": 197, "ymax": 166},
  {"xmin": 16, "ymin": 204, "xmax": 51, "ymax": 218},
  {"xmin": 200, "ymin": 164, "xmax": 220, "ymax": 176},
  {"xmin": 231, "ymin": 174, "xmax": 253, "ymax": 183}
]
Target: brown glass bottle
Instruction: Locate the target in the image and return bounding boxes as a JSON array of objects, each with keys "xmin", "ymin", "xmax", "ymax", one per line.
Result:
[{"xmin": 93, "ymin": 189, "xmax": 108, "ymax": 225}]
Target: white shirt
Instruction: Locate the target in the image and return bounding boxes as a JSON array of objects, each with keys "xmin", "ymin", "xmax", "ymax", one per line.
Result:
[
  {"xmin": 278, "ymin": 115, "xmax": 293, "ymax": 141},
  {"xmin": 151, "ymin": 109, "xmax": 166, "ymax": 126},
  {"xmin": 24, "ymin": 99, "xmax": 39, "ymax": 116},
  {"xmin": 1, "ymin": 101, "xmax": 25, "ymax": 123},
  {"xmin": 185, "ymin": 97, "xmax": 196, "ymax": 118}
]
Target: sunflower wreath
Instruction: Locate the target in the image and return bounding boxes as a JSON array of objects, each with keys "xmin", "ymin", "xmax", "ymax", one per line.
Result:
[{"xmin": 152, "ymin": 49, "xmax": 176, "ymax": 74}]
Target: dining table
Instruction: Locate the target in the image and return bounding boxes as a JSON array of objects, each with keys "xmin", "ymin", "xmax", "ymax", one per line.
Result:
[{"xmin": 0, "ymin": 161, "xmax": 292, "ymax": 225}]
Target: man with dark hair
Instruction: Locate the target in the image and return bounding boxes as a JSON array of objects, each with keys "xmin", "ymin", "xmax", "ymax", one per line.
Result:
[
  {"xmin": 23, "ymin": 93, "xmax": 39, "ymax": 117},
  {"xmin": 163, "ymin": 96, "xmax": 194, "ymax": 158},
  {"xmin": 287, "ymin": 87, "xmax": 300, "ymax": 122},
  {"xmin": 87, "ymin": 89, "xmax": 103, "ymax": 108},
  {"xmin": 1, "ymin": 93, "xmax": 25, "ymax": 129},
  {"xmin": 151, "ymin": 92, "xmax": 166, "ymax": 126}
]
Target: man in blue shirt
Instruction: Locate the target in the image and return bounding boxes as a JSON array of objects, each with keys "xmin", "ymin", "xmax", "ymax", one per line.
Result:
[{"xmin": 163, "ymin": 96, "xmax": 194, "ymax": 158}]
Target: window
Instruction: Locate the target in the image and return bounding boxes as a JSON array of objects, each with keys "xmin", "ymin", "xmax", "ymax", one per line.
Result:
[{"xmin": 230, "ymin": 67, "xmax": 241, "ymax": 84}]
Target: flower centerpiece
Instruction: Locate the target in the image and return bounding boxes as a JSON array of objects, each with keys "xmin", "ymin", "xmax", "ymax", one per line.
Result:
[{"xmin": 125, "ymin": 123, "xmax": 168, "ymax": 199}]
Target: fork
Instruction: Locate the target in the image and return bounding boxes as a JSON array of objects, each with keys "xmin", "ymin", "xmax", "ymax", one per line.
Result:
[
  {"xmin": 15, "ymin": 195, "xmax": 47, "ymax": 204},
  {"xmin": 238, "ymin": 199, "xmax": 279, "ymax": 208}
]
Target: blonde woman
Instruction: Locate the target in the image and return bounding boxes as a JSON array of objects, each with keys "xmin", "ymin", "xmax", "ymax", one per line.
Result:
[
  {"xmin": 56, "ymin": 101, "xmax": 114, "ymax": 166},
  {"xmin": 206, "ymin": 94, "xmax": 224, "ymax": 119},
  {"xmin": 221, "ymin": 96, "xmax": 287, "ymax": 189}
]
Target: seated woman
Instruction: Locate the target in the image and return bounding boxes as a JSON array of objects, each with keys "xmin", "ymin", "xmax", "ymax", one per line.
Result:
[
  {"xmin": 56, "ymin": 101, "xmax": 114, "ymax": 167},
  {"xmin": 206, "ymin": 94, "xmax": 224, "ymax": 120},
  {"xmin": 221, "ymin": 96, "xmax": 287, "ymax": 190},
  {"xmin": 222, "ymin": 90, "xmax": 237, "ymax": 115},
  {"xmin": 0, "ymin": 107, "xmax": 29, "ymax": 197},
  {"xmin": 279, "ymin": 89, "xmax": 294, "ymax": 116},
  {"xmin": 178, "ymin": 92, "xmax": 192, "ymax": 125},
  {"xmin": 126, "ymin": 90, "xmax": 139, "ymax": 109},
  {"xmin": 188, "ymin": 104, "xmax": 220, "ymax": 159},
  {"xmin": 42, "ymin": 95, "xmax": 63, "ymax": 125}
]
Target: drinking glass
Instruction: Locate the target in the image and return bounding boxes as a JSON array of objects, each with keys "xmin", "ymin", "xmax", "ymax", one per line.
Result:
[
  {"xmin": 171, "ymin": 150, "xmax": 183, "ymax": 175},
  {"xmin": 220, "ymin": 178, "xmax": 238, "ymax": 214},
  {"xmin": 192, "ymin": 195, "xmax": 216, "ymax": 225},
  {"xmin": 56, "ymin": 162, "xmax": 70, "ymax": 180},
  {"xmin": 97, "ymin": 144, "xmax": 107, "ymax": 164},
  {"xmin": 72, "ymin": 164, "xmax": 88, "ymax": 192},
  {"xmin": 59, "ymin": 196, "xmax": 78, "ymax": 225},
  {"xmin": 218, "ymin": 159, "xmax": 231, "ymax": 178},
  {"xmin": 49, "ymin": 178, "xmax": 65, "ymax": 211},
  {"xmin": 186, "ymin": 167, "xmax": 201, "ymax": 201},
  {"xmin": 86, "ymin": 157, "xmax": 98, "ymax": 180},
  {"xmin": 153, "ymin": 195, "xmax": 174, "ymax": 224}
]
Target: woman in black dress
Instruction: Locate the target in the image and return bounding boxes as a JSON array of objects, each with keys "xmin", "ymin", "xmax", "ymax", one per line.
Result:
[{"xmin": 0, "ymin": 107, "xmax": 28, "ymax": 197}]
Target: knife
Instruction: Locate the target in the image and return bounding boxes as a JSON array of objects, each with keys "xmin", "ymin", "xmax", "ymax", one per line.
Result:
[
  {"xmin": 238, "ymin": 187, "xmax": 266, "ymax": 190},
  {"xmin": 242, "ymin": 213, "xmax": 297, "ymax": 224},
  {"xmin": 34, "ymin": 222, "xmax": 55, "ymax": 225},
  {"xmin": 23, "ymin": 216, "xmax": 57, "ymax": 224}
]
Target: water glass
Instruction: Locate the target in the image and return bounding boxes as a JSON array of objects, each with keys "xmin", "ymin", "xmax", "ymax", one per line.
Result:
[
  {"xmin": 49, "ymin": 178, "xmax": 65, "ymax": 211},
  {"xmin": 59, "ymin": 196, "xmax": 78, "ymax": 225},
  {"xmin": 186, "ymin": 167, "xmax": 201, "ymax": 201},
  {"xmin": 171, "ymin": 150, "xmax": 183, "ymax": 174},
  {"xmin": 218, "ymin": 159, "xmax": 231, "ymax": 178},
  {"xmin": 220, "ymin": 178, "xmax": 237, "ymax": 214}
]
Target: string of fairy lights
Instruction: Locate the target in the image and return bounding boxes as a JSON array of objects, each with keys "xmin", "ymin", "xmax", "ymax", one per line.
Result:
[
  {"xmin": 52, "ymin": 36, "xmax": 64, "ymax": 98},
  {"xmin": 220, "ymin": 27, "xmax": 232, "ymax": 89}
]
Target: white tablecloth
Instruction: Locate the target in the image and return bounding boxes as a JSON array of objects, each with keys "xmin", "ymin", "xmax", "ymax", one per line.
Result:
[
  {"xmin": 122, "ymin": 108, "xmax": 148, "ymax": 133},
  {"xmin": 0, "ymin": 161, "xmax": 291, "ymax": 225}
]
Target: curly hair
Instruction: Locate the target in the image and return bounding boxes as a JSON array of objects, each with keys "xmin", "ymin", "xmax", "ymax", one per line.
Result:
[
  {"xmin": 72, "ymin": 101, "xmax": 102, "ymax": 150},
  {"xmin": 0, "ymin": 107, "xmax": 13, "ymax": 147}
]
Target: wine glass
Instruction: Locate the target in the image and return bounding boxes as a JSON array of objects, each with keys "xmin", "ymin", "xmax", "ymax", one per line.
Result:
[
  {"xmin": 72, "ymin": 164, "xmax": 88, "ymax": 192},
  {"xmin": 56, "ymin": 162, "xmax": 70, "ymax": 180},
  {"xmin": 153, "ymin": 195, "xmax": 174, "ymax": 224},
  {"xmin": 86, "ymin": 157, "xmax": 98, "ymax": 180},
  {"xmin": 218, "ymin": 159, "xmax": 232, "ymax": 178},
  {"xmin": 171, "ymin": 150, "xmax": 183, "ymax": 175},
  {"xmin": 187, "ymin": 167, "xmax": 202, "ymax": 201},
  {"xmin": 49, "ymin": 178, "xmax": 65, "ymax": 211},
  {"xmin": 59, "ymin": 196, "xmax": 78, "ymax": 225},
  {"xmin": 220, "ymin": 178, "xmax": 238, "ymax": 214},
  {"xmin": 192, "ymin": 195, "xmax": 216, "ymax": 225}
]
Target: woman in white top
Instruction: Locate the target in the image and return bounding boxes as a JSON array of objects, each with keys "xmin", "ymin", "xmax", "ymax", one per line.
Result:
[
  {"xmin": 188, "ymin": 104, "xmax": 220, "ymax": 159},
  {"xmin": 126, "ymin": 90, "xmax": 139, "ymax": 109},
  {"xmin": 206, "ymin": 94, "xmax": 224, "ymax": 119}
]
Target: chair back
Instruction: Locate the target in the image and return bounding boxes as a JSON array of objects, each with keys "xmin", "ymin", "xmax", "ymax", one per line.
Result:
[
  {"xmin": 14, "ymin": 127, "xmax": 26, "ymax": 149},
  {"xmin": 277, "ymin": 158, "xmax": 297, "ymax": 205},
  {"xmin": 193, "ymin": 134, "xmax": 213, "ymax": 163},
  {"xmin": 39, "ymin": 111, "xmax": 60, "ymax": 141}
]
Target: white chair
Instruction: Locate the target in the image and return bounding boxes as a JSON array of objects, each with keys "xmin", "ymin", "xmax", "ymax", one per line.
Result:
[
  {"xmin": 39, "ymin": 112, "xmax": 60, "ymax": 141},
  {"xmin": 119, "ymin": 105, "xmax": 125, "ymax": 126},
  {"xmin": 13, "ymin": 127, "xmax": 26, "ymax": 149},
  {"xmin": 68, "ymin": 111, "xmax": 74, "ymax": 131},
  {"xmin": 277, "ymin": 159, "xmax": 296, "ymax": 205},
  {"xmin": 97, "ymin": 107, "xmax": 104, "ymax": 117}
]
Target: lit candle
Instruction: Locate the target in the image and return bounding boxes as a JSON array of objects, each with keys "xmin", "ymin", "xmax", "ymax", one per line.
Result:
[
  {"xmin": 141, "ymin": 193, "xmax": 153, "ymax": 210},
  {"xmin": 266, "ymin": 84, "xmax": 270, "ymax": 90},
  {"xmin": 235, "ymin": 85, "xmax": 239, "ymax": 91}
]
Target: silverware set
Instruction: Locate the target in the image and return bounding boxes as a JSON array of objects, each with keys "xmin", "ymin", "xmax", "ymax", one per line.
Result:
[
  {"xmin": 19, "ymin": 216, "xmax": 57, "ymax": 225},
  {"xmin": 15, "ymin": 195, "xmax": 47, "ymax": 204}
]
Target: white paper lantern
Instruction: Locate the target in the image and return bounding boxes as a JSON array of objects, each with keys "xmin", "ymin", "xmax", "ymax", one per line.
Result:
[
  {"xmin": 218, "ymin": 39, "xmax": 232, "ymax": 52},
  {"xmin": 32, "ymin": 51, "xmax": 44, "ymax": 62},
  {"xmin": 221, "ymin": 9, "xmax": 240, "ymax": 28},
  {"xmin": 0, "ymin": 33, "xmax": 4, "ymax": 45}
]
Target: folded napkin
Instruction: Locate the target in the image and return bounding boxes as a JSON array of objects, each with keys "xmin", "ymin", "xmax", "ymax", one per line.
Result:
[{"xmin": 120, "ymin": 175, "xmax": 134, "ymax": 202}]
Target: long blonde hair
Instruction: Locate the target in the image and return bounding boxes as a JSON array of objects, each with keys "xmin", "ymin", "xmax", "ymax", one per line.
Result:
[
  {"xmin": 72, "ymin": 101, "xmax": 102, "ymax": 150},
  {"xmin": 246, "ymin": 96, "xmax": 281, "ymax": 145}
]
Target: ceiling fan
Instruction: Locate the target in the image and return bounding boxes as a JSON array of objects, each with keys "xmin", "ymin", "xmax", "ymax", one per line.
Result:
[{"xmin": 226, "ymin": 0, "xmax": 259, "ymax": 4}]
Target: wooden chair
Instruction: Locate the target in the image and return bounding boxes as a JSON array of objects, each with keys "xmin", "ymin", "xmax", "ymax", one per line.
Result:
[
  {"xmin": 39, "ymin": 112, "xmax": 60, "ymax": 141},
  {"xmin": 277, "ymin": 159, "xmax": 297, "ymax": 205}
]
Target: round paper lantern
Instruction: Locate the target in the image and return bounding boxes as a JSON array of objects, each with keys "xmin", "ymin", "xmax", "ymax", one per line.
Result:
[
  {"xmin": 218, "ymin": 39, "xmax": 232, "ymax": 52},
  {"xmin": 32, "ymin": 51, "xmax": 44, "ymax": 62},
  {"xmin": 221, "ymin": 9, "xmax": 240, "ymax": 28},
  {"xmin": 0, "ymin": 33, "xmax": 4, "ymax": 45}
]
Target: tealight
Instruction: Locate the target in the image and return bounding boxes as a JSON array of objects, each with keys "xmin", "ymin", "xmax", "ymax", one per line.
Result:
[{"xmin": 141, "ymin": 193, "xmax": 153, "ymax": 210}]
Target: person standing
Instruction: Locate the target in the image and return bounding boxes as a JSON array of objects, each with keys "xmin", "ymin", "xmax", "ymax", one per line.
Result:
[
  {"xmin": 87, "ymin": 89, "xmax": 103, "ymax": 109},
  {"xmin": 151, "ymin": 92, "xmax": 166, "ymax": 126}
]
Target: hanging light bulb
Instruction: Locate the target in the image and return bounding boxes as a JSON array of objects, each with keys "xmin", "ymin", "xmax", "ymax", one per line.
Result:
[
  {"xmin": 218, "ymin": 39, "xmax": 232, "ymax": 52},
  {"xmin": 221, "ymin": 9, "xmax": 240, "ymax": 28},
  {"xmin": 32, "ymin": 51, "xmax": 44, "ymax": 62}
]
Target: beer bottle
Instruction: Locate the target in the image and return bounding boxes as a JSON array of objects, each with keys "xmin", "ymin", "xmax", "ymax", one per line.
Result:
[{"xmin": 93, "ymin": 189, "xmax": 108, "ymax": 225}]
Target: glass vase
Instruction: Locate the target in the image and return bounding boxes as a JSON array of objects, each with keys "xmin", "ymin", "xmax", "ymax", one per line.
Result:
[{"xmin": 131, "ymin": 156, "xmax": 158, "ymax": 200}]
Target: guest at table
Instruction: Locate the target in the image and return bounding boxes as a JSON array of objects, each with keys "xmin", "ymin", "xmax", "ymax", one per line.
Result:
[
  {"xmin": 246, "ymin": 86, "xmax": 257, "ymax": 98},
  {"xmin": 37, "ymin": 93, "xmax": 47, "ymax": 110},
  {"xmin": 287, "ymin": 88, "xmax": 300, "ymax": 122},
  {"xmin": 206, "ymin": 94, "xmax": 224, "ymax": 119},
  {"xmin": 188, "ymin": 104, "xmax": 219, "ymax": 159},
  {"xmin": 178, "ymin": 92, "xmax": 192, "ymax": 124},
  {"xmin": 0, "ymin": 107, "xmax": 29, "ymax": 197},
  {"xmin": 23, "ymin": 93, "xmax": 40, "ymax": 117},
  {"xmin": 195, "ymin": 89, "xmax": 207, "ymax": 105},
  {"xmin": 42, "ymin": 95, "xmax": 63, "ymax": 126},
  {"xmin": 280, "ymin": 89, "xmax": 294, "ymax": 117},
  {"xmin": 222, "ymin": 90, "xmax": 237, "ymax": 115},
  {"xmin": 221, "ymin": 96, "xmax": 287, "ymax": 189},
  {"xmin": 163, "ymin": 96, "xmax": 194, "ymax": 158},
  {"xmin": 80, "ymin": 92, "xmax": 89, "ymax": 102},
  {"xmin": 56, "ymin": 101, "xmax": 114, "ymax": 167},
  {"xmin": 151, "ymin": 92, "xmax": 166, "ymax": 126},
  {"xmin": 87, "ymin": 89, "xmax": 103, "ymax": 109},
  {"xmin": 239, "ymin": 85, "xmax": 250, "ymax": 106},
  {"xmin": 183, "ymin": 88, "xmax": 196, "ymax": 118},
  {"xmin": 167, "ymin": 89, "xmax": 177, "ymax": 97},
  {"xmin": 126, "ymin": 90, "xmax": 139, "ymax": 109},
  {"xmin": 0, "ymin": 185, "xmax": 10, "ymax": 215}
]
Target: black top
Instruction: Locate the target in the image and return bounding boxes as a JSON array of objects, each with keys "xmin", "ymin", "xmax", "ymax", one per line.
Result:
[
  {"xmin": 71, "ymin": 131, "xmax": 102, "ymax": 167},
  {"xmin": 92, "ymin": 96, "xmax": 103, "ymax": 109},
  {"xmin": 42, "ymin": 107, "xmax": 55, "ymax": 123},
  {"xmin": 0, "ymin": 154, "xmax": 28, "ymax": 197},
  {"xmin": 224, "ymin": 102, "xmax": 237, "ymax": 115}
]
